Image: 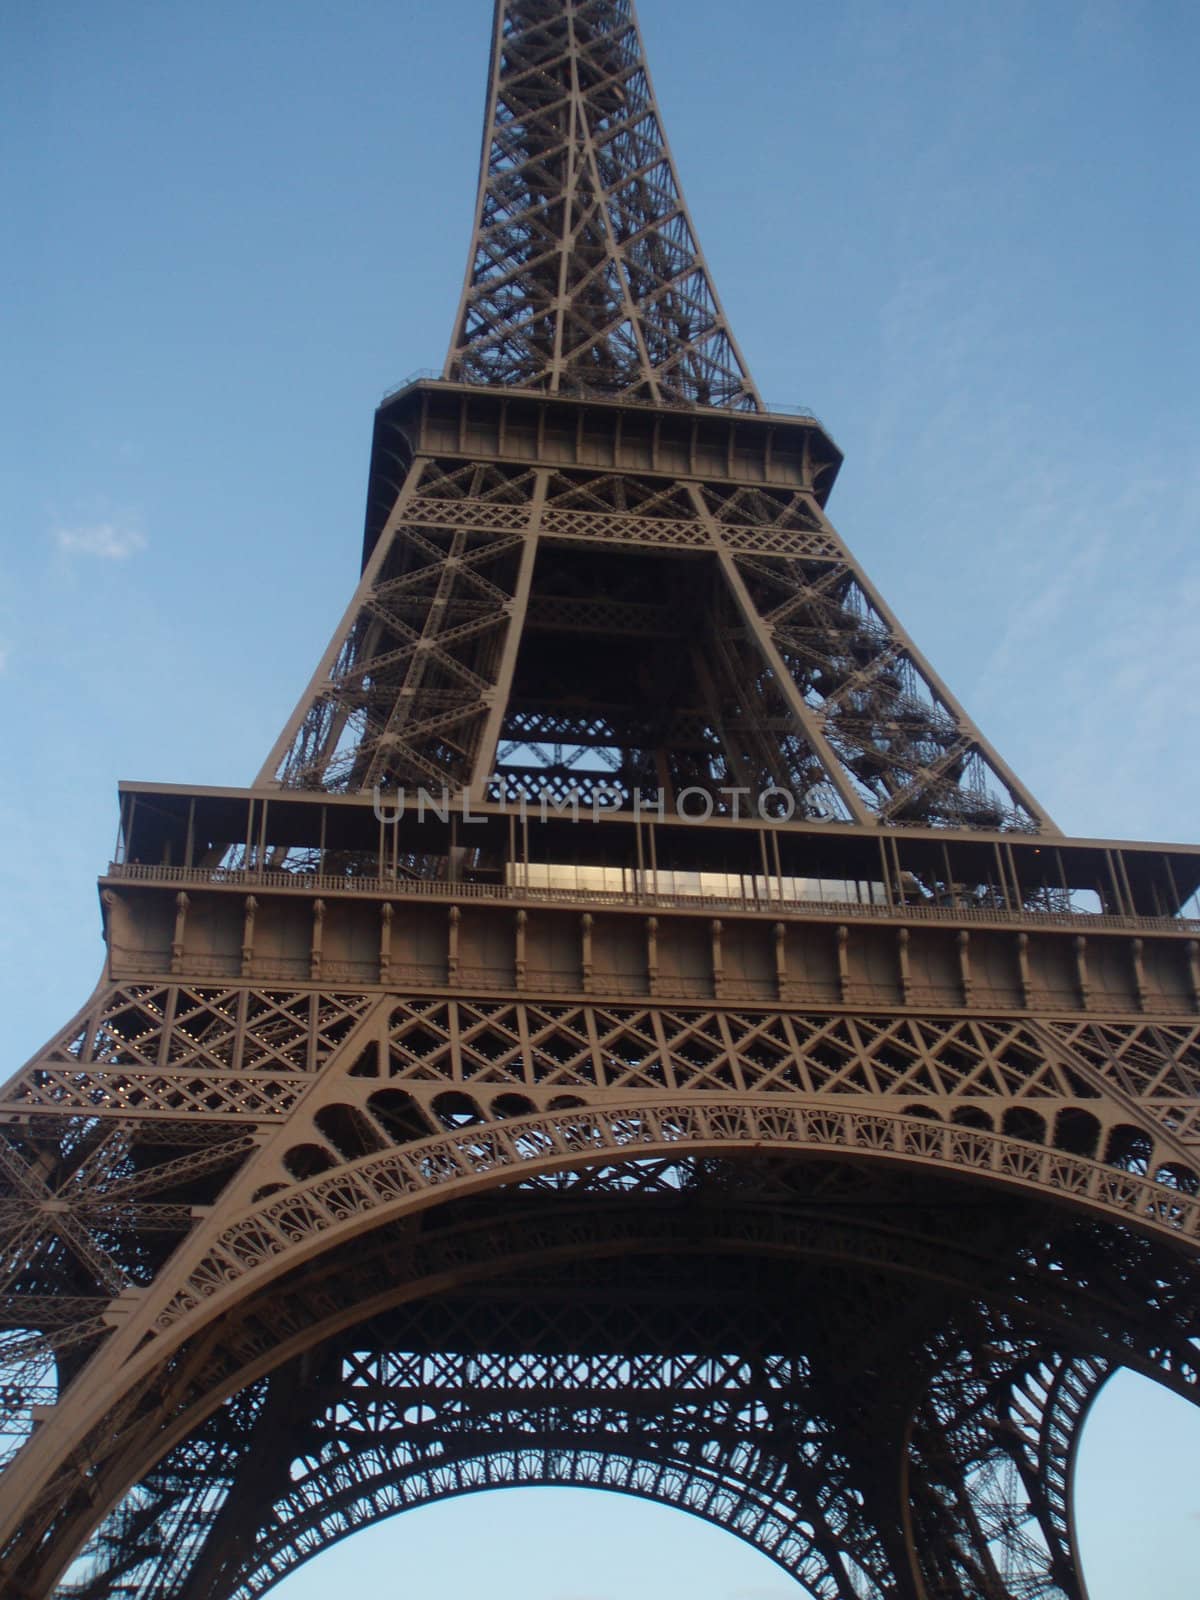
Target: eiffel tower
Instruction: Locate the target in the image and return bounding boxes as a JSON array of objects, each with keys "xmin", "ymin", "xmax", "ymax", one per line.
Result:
[{"xmin": 4, "ymin": 3, "xmax": 1200, "ymax": 1596}]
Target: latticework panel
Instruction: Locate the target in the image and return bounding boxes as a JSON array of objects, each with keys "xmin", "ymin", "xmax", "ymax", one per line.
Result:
[
  {"xmin": 265, "ymin": 461, "xmax": 537, "ymax": 793},
  {"xmin": 704, "ymin": 481, "xmax": 1046, "ymax": 831},
  {"xmin": 260, "ymin": 447, "xmax": 1052, "ymax": 830},
  {"xmin": 49, "ymin": 1205, "xmax": 1140, "ymax": 1600},
  {"xmin": 445, "ymin": 0, "xmax": 757, "ymax": 407},
  {"xmin": 6, "ymin": 0, "xmax": 1196, "ymax": 1591},
  {"xmin": 7, "ymin": 968, "xmax": 1199, "ymax": 1556}
]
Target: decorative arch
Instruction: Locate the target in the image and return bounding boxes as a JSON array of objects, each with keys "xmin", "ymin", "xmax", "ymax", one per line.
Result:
[
  {"xmin": 161, "ymin": 1342, "xmax": 1111, "ymax": 1600},
  {"xmin": 41, "ymin": 1161, "xmax": 1200, "ymax": 1600},
  {"xmin": 7, "ymin": 1094, "xmax": 1200, "ymax": 1597},
  {"xmin": 152, "ymin": 1095, "xmax": 1200, "ymax": 1350}
]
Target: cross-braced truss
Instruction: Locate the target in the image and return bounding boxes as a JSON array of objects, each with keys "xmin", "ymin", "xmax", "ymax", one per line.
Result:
[
  {"xmin": 3, "ymin": 0, "xmax": 1198, "ymax": 1593},
  {"xmin": 261, "ymin": 451, "xmax": 1051, "ymax": 831},
  {"xmin": 39, "ymin": 1166, "xmax": 1181, "ymax": 1600},
  {"xmin": 62, "ymin": 1335, "xmax": 1100, "ymax": 1600},
  {"xmin": 3, "ymin": 975, "xmax": 1200, "ymax": 1595},
  {"xmin": 445, "ymin": 0, "xmax": 758, "ymax": 406}
]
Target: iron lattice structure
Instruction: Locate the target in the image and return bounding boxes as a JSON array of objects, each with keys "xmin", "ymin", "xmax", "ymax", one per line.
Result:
[
  {"xmin": 444, "ymin": 0, "xmax": 758, "ymax": 404},
  {"xmin": 3, "ymin": 2, "xmax": 1200, "ymax": 1596}
]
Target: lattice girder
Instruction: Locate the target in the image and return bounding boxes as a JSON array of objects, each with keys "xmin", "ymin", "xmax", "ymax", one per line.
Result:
[
  {"xmin": 41, "ymin": 1179, "xmax": 1184, "ymax": 1600},
  {"xmin": 445, "ymin": 0, "xmax": 758, "ymax": 406},
  {"xmin": 6, "ymin": 0, "xmax": 1200, "ymax": 1592},
  {"xmin": 4, "ymin": 983, "xmax": 1200, "ymax": 1596},
  {"xmin": 261, "ymin": 398, "xmax": 1054, "ymax": 833}
]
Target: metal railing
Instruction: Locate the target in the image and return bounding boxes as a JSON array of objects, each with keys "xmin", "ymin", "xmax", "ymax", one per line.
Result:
[
  {"xmin": 105, "ymin": 862, "xmax": 1200, "ymax": 937},
  {"xmin": 378, "ymin": 370, "xmax": 822, "ymax": 426}
]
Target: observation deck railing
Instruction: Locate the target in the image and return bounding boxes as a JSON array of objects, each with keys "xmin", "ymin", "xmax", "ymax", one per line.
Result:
[
  {"xmin": 378, "ymin": 369, "xmax": 822, "ymax": 425},
  {"xmin": 105, "ymin": 861, "xmax": 1200, "ymax": 937}
]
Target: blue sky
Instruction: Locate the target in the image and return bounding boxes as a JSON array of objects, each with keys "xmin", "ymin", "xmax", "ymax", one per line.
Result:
[{"xmin": 3, "ymin": 0, "xmax": 1199, "ymax": 1592}]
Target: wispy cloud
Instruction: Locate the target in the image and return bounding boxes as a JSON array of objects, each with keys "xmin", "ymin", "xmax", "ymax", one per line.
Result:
[{"xmin": 54, "ymin": 521, "xmax": 147, "ymax": 561}]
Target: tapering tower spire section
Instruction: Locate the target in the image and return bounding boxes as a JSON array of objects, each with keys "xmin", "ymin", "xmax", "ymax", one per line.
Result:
[
  {"xmin": 445, "ymin": 0, "xmax": 760, "ymax": 408},
  {"xmin": 255, "ymin": 0, "xmax": 1054, "ymax": 832}
]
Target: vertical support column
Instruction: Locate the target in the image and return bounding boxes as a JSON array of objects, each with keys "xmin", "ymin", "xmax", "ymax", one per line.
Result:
[
  {"xmin": 1188, "ymin": 941, "xmax": 1200, "ymax": 1013},
  {"xmin": 711, "ymin": 919, "xmax": 724, "ymax": 1000},
  {"xmin": 1130, "ymin": 938, "xmax": 1148, "ymax": 1012},
  {"xmin": 992, "ymin": 843, "xmax": 1015, "ymax": 911},
  {"xmin": 447, "ymin": 994, "xmax": 463, "ymax": 1085},
  {"xmin": 1103, "ymin": 850, "xmax": 1128, "ymax": 916},
  {"xmin": 379, "ymin": 903, "xmax": 394, "ymax": 985},
  {"xmin": 170, "ymin": 893, "xmax": 190, "ymax": 976},
  {"xmin": 121, "ymin": 791, "xmax": 137, "ymax": 865},
  {"xmin": 448, "ymin": 906, "xmax": 461, "ymax": 985},
  {"xmin": 580, "ymin": 913, "xmax": 594, "ymax": 995},
  {"xmin": 514, "ymin": 910, "xmax": 527, "ymax": 990},
  {"xmin": 1016, "ymin": 933, "xmax": 1033, "ymax": 1009},
  {"xmin": 769, "ymin": 832, "xmax": 786, "ymax": 901},
  {"xmin": 835, "ymin": 925, "xmax": 850, "ymax": 1004},
  {"xmin": 306, "ymin": 991, "xmax": 320, "ymax": 1073},
  {"xmin": 941, "ymin": 842, "xmax": 958, "ymax": 909},
  {"xmin": 957, "ymin": 930, "xmax": 973, "ymax": 1008},
  {"xmin": 877, "ymin": 837, "xmax": 895, "ymax": 909},
  {"xmin": 234, "ymin": 986, "xmax": 249, "ymax": 1074},
  {"xmin": 773, "ymin": 922, "xmax": 789, "ymax": 1002},
  {"xmin": 100, "ymin": 890, "xmax": 118, "ymax": 986},
  {"xmin": 646, "ymin": 917, "xmax": 660, "ymax": 997},
  {"xmin": 240, "ymin": 896, "xmax": 258, "ymax": 978},
  {"xmin": 1004, "ymin": 841, "xmax": 1023, "ymax": 912},
  {"xmin": 1116, "ymin": 851, "xmax": 1139, "ymax": 917},
  {"xmin": 310, "ymin": 900, "xmax": 325, "ymax": 981},
  {"xmin": 1073, "ymin": 936, "xmax": 1090, "ymax": 1010},
  {"xmin": 758, "ymin": 830, "xmax": 774, "ymax": 904},
  {"xmin": 896, "ymin": 927, "xmax": 912, "ymax": 1005}
]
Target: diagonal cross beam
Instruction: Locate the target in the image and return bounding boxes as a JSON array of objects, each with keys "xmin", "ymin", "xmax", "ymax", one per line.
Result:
[{"xmin": 446, "ymin": 0, "xmax": 760, "ymax": 408}]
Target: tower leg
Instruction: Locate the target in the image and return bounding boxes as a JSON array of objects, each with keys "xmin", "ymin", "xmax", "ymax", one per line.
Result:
[{"xmin": 902, "ymin": 1347, "xmax": 1107, "ymax": 1600}]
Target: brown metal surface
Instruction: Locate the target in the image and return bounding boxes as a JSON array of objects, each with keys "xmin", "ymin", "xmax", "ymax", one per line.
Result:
[
  {"xmin": 444, "ymin": 0, "xmax": 758, "ymax": 405},
  {"xmin": 260, "ymin": 385, "xmax": 1054, "ymax": 832},
  {"xmin": 2, "ymin": 3, "xmax": 1197, "ymax": 1598}
]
